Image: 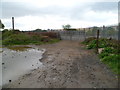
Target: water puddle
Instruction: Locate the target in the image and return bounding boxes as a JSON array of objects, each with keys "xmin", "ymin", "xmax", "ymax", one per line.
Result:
[{"xmin": 1, "ymin": 46, "xmax": 45, "ymax": 86}]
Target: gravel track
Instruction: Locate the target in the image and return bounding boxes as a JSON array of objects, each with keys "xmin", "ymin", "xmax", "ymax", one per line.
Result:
[{"xmin": 3, "ymin": 40, "xmax": 118, "ymax": 88}]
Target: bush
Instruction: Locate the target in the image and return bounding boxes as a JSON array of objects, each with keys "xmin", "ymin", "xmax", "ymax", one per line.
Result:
[
  {"xmin": 99, "ymin": 52, "xmax": 109, "ymax": 58},
  {"xmin": 2, "ymin": 30, "xmax": 14, "ymax": 40},
  {"xmin": 3, "ymin": 33, "xmax": 30, "ymax": 45},
  {"xmin": 86, "ymin": 39, "xmax": 108, "ymax": 49},
  {"xmin": 102, "ymin": 47, "xmax": 117, "ymax": 54},
  {"xmin": 99, "ymin": 47, "xmax": 118, "ymax": 58}
]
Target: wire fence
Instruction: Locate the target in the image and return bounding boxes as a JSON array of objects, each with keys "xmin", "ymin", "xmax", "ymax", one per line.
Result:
[
  {"xmin": 58, "ymin": 30, "xmax": 85, "ymax": 41},
  {"xmin": 50, "ymin": 26, "xmax": 119, "ymax": 41},
  {"xmin": 85, "ymin": 27, "xmax": 118, "ymax": 40}
]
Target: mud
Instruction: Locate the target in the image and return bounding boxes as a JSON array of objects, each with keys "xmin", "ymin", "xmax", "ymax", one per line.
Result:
[{"xmin": 3, "ymin": 40, "xmax": 118, "ymax": 88}]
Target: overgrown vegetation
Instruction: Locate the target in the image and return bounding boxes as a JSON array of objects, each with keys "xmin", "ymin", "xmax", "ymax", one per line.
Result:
[
  {"xmin": 82, "ymin": 37, "xmax": 120, "ymax": 75},
  {"xmin": 2, "ymin": 29, "xmax": 60, "ymax": 46},
  {"xmin": 83, "ymin": 38, "xmax": 108, "ymax": 49}
]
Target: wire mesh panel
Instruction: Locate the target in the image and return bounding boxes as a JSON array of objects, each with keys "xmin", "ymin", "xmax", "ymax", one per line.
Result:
[
  {"xmin": 85, "ymin": 26, "xmax": 118, "ymax": 40},
  {"xmin": 58, "ymin": 30, "xmax": 85, "ymax": 41}
]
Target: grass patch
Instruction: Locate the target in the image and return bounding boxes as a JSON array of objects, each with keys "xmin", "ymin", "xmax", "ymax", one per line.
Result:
[
  {"xmin": 101, "ymin": 54, "xmax": 120, "ymax": 74},
  {"xmin": 82, "ymin": 37, "xmax": 120, "ymax": 75},
  {"xmin": 2, "ymin": 30, "xmax": 61, "ymax": 46}
]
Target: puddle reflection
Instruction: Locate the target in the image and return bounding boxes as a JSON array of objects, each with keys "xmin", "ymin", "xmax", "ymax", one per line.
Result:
[{"xmin": 2, "ymin": 46, "xmax": 45, "ymax": 86}]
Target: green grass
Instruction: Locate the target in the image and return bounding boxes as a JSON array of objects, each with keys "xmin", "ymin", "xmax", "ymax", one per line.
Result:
[
  {"xmin": 101, "ymin": 54, "xmax": 120, "ymax": 74},
  {"xmin": 2, "ymin": 30, "xmax": 60, "ymax": 46},
  {"xmin": 82, "ymin": 37, "xmax": 120, "ymax": 75},
  {"xmin": 83, "ymin": 38, "xmax": 108, "ymax": 49},
  {"xmin": 0, "ymin": 40, "xmax": 2, "ymax": 46}
]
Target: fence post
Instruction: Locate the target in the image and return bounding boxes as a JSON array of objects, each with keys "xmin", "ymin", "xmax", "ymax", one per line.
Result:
[
  {"xmin": 12, "ymin": 17, "xmax": 14, "ymax": 30},
  {"xmin": 84, "ymin": 28, "xmax": 86, "ymax": 41},
  {"xmin": 96, "ymin": 29, "xmax": 99, "ymax": 54}
]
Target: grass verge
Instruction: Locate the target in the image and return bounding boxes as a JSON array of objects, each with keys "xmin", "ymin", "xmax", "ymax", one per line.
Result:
[{"xmin": 82, "ymin": 37, "xmax": 120, "ymax": 75}]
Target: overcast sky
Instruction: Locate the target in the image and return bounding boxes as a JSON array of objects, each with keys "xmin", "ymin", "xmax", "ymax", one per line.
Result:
[{"xmin": 0, "ymin": 0, "xmax": 119, "ymax": 30}]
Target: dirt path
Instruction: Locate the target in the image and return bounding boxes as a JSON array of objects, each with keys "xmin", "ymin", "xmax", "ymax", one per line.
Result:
[{"xmin": 4, "ymin": 40, "xmax": 118, "ymax": 88}]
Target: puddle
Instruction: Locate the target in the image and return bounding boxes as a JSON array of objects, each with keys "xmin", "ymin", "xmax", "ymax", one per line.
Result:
[
  {"xmin": 1, "ymin": 46, "xmax": 45, "ymax": 86},
  {"xmin": 0, "ymin": 51, "xmax": 3, "ymax": 53}
]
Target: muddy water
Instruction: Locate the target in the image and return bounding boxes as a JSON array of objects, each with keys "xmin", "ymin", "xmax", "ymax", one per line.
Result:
[{"xmin": 2, "ymin": 46, "xmax": 45, "ymax": 86}]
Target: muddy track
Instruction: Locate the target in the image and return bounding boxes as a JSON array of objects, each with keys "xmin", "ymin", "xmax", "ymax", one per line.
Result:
[{"xmin": 4, "ymin": 40, "xmax": 118, "ymax": 88}]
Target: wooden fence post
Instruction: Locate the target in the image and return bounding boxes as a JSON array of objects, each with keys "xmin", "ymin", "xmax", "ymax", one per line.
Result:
[
  {"xmin": 84, "ymin": 28, "xmax": 86, "ymax": 41},
  {"xmin": 96, "ymin": 29, "xmax": 99, "ymax": 54},
  {"xmin": 12, "ymin": 17, "xmax": 14, "ymax": 30}
]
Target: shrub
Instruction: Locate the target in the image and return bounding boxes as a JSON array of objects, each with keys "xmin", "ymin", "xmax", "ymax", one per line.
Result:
[
  {"xmin": 99, "ymin": 47, "xmax": 117, "ymax": 58},
  {"xmin": 86, "ymin": 39, "xmax": 108, "ymax": 49},
  {"xmin": 3, "ymin": 33, "xmax": 30, "ymax": 45},
  {"xmin": 2, "ymin": 30, "xmax": 14, "ymax": 40},
  {"xmin": 102, "ymin": 47, "xmax": 117, "ymax": 54},
  {"xmin": 99, "ymin": 52, "xmax": 109, "ymax": 58}
]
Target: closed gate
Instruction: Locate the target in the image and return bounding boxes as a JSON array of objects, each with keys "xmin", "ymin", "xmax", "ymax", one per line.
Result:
[{"xmin": 58, "ymin": 30, "xmax": 86, "ymax": 41}]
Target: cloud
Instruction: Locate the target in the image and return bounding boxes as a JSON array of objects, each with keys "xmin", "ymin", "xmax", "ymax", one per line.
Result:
[
  {"xmin": 1, "ymin": 0, "xmax": 118, "ymax": 30},
  {"xmin": 2, "ymin": 1, "xmax": 118, "ymax": 18},
  {"xmin": 90, "ymin": 2, "xmax": 118, "ymax": 12},
  {"xmin": 2, "ymin": 2, "xmax": 38, "ymax": 18}
]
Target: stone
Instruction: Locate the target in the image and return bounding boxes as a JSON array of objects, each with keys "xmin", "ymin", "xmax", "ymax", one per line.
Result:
[
  {"xmin": 9, "ymin": 80, "xmax": 12, "ymax": 82},
  {"xmin": 98, "ymin": 48, "xmax": 104, "ymax": 54}
]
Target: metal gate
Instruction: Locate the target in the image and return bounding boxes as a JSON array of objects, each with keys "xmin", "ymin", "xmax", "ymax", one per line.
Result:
[{"xmin": 58, "ymin": 30, "xmax": 86, "ymax": 41}]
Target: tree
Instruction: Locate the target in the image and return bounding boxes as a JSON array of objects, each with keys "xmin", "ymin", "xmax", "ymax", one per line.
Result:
[
  {"xmin": 33, "ymin": 29, "xmax": 42, "ymax": 32},
  {"xmin": 62, "ymin": 24, "xmax": 71, "ymax": 30},
  {"xmin": 0, "ymin": 19, "xmax": 5, "ymax": 29}
]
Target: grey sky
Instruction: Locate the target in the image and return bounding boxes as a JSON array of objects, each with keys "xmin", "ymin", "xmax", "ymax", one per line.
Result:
[{"xmin": 1, "ymin": 0, "xmax": 119, "ymax": 30}]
